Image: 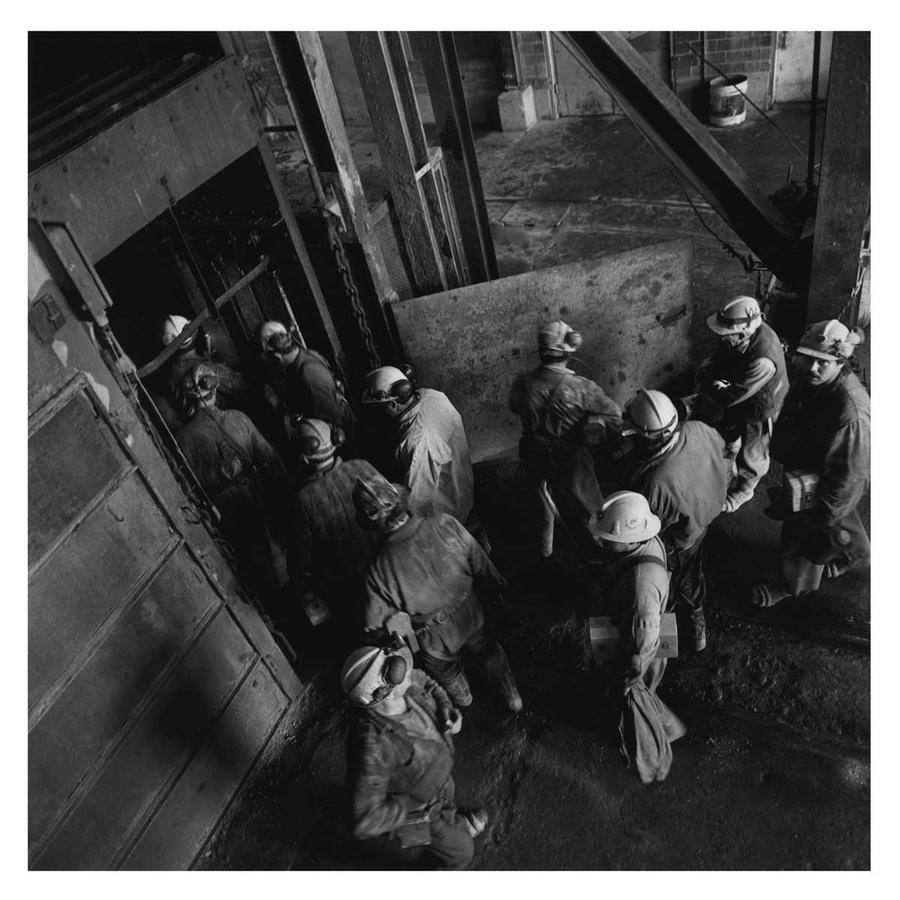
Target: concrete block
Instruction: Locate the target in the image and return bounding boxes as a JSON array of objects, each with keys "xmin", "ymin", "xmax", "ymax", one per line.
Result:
[
  {"xmin": 497, "ymin": 85, "xmax": 537, "ymax": 132},
  {"xmin": 390, "ymin": 240, "xmax": 694, "ymax": 462}
]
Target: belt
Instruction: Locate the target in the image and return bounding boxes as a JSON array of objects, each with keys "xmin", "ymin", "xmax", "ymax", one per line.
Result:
[{"xmin": 413, "ymin": 592, "xmax": 471, "ymax": 636}]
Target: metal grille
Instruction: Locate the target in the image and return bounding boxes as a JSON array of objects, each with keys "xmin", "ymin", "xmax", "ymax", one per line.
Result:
[{"xmin": 371, "ymin": 198, "xmax": 414, "ymax": 301}]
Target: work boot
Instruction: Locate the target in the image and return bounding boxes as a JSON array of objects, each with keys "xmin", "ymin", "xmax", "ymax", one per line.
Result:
[
  {"xmin": 689, "ymin": 608, "xmax": 707, "ymax": 652},
  {"xmin": 442, "ymin": 672, "xmax": 473, "ymax": 708},
  {"xmin": 461, "ymin": 807, "xmax": 489, "ymax": 839},
  {"xmin": 486, "ymin": 646, "xmax": 524, "ymax": 712},
  {"xmin": 722, "ymin": 485, "xmax": 754, "ymax": 514}
]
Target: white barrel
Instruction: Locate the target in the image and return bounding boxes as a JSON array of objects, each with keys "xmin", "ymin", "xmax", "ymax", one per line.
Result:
[{"xmin": 709, "ymin": 75, "xmax": 748, "ymax": 126}]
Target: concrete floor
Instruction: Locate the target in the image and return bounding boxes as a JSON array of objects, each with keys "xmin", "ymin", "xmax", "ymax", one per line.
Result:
[{"xmin": 203, "ymin": 109, "xmax": 870, "ymax": 870}]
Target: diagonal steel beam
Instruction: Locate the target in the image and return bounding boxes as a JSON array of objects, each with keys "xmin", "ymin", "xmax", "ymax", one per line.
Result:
[{"xmin": 557, "ymin": 31, "xmax": 806, "ymax": 289}]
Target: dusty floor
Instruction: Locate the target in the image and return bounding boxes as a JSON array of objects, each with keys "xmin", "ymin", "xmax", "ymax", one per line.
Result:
[{"xmin": 201, "ymin": 109, "xmax": 870, "ymax": 870}]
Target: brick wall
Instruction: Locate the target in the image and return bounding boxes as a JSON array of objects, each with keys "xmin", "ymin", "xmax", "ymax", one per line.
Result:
[{"xmin": 671, "ymin": 31, "xmax": 775, "ymax": 118}]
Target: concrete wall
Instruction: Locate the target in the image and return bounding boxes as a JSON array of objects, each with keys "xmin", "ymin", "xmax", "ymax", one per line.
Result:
[{"xmin": 390, "ymin": 240, "xmax": 694, "ymax": 462}]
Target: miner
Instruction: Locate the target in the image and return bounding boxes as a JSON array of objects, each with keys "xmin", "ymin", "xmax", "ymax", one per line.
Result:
[{"xmin": 751, "ymin": 320, "xmax": 869, "ymax": 608}]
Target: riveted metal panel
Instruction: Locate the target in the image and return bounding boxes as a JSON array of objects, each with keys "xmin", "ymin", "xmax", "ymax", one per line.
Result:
[
  {"xmin": 28, "ymin": 57, "xmax": 259, "ymax": 264},
  {"xmin": 32, "ymin": 608, "xmax": 257, "ymax": 870},
  {"xmin": 28, "ymin": 472, "xmax": 176, "ymax": 711},
  {"xmin": 28, "ymin": 391, "xmax": 129, "ymax": 566},
  {"xmin": 28, "ymin": 545, "xmax": 220, "ymax": 852},
  {"xmin": 120, "ymin": 659, "xmax": 286, "ymax": 871}
]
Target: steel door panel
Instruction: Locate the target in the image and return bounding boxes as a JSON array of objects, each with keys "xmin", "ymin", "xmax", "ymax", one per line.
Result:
[
  {"xmin": 389, "ymin": 239, "xmax": 693, "ymax": 462},
  {"xmin": 28, "ymin": 545, "xmax": 220, "ymax": 849},
  {"xmin": 28, "ymin": 391, "xmax": 130, "ymax": 566},
  {"xmin": 552, "ymin": 33, "xmax": 615, "ymax": 116},
  {"xmin": 32, "ymin": 608, "xmax": 256, "ymax": 870},
  {"xmin": 120, "ymin": 659, "xmax": 286, "ymax": 870},
  {"xmin": 29, "ymin": 472, "xmax": 175, "ymax": 710}
]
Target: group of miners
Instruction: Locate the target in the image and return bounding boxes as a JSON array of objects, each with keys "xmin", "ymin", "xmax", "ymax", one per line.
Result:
[{"xmin": 148, "ymin": 295, "xmax": 869, "ymax": 870}]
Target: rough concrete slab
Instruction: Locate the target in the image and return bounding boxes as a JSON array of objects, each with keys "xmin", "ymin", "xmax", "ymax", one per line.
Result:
[
  {"xmin": 390, "ymin": 240, "xmax": 694, "ymax": 462},
  {"xmin": 499, "ymin": 200, "xmax": 572, "ymax": 229},
  {"xmin": 485, "ymin": 200, "xmax": 514, "ymax": 225}
]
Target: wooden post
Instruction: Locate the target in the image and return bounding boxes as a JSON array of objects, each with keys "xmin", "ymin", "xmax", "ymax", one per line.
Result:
[
  {"xmin": 271, "ymin": 32, "xmax": 399, "ymax": 343},
  {"xmin": 806, "ymin": 32, "xmax": 870, "ymax": 323},
  {"xmin": 348, "ymin": 31, "xmax": 449, "ymax": 296},
  {"xmin": 411, "ymin": 31, "xmax": 499, "ymax": 283}
]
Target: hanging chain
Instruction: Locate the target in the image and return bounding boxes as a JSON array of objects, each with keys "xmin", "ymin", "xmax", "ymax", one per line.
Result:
[{"xmin": 324, "ymin": 213, "xmax": 381, "ymax": 370}]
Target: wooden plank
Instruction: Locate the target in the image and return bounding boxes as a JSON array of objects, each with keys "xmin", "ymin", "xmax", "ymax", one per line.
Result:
[
  {"xmin": 32, "ymin": 609, "xmax": 255, "ymax": 870},
  {"xmin": 411, "ymin": 32, "xmax": 499, "ymax": 284},
  {"xmin": 28, "ymin": 546, "xmax": 219, "ymax": 850},
  {"xmin": 294, "ymin": 31, "xmax": 397, "ymax": 307},
  {"xmin": 348, "ymin": 32, "xmax": 448, "ymax": 296},
  {"xmin": 29, "ymin": 472, "xmax": 175, "ymax": 710},
  {"xmin": 806, "ymin": 32, "xmax": 870, "ymax": 323},
  {"xmin": 119, "ymin": 660, "xmax": 286, "ymax": 870},
  {"xmin": 28, "ymin": 392, "xmax": 128, "ymax": 565},
  {"xmin": 390, "ymin": 240, "xmax": 693, "ymax": 462}
]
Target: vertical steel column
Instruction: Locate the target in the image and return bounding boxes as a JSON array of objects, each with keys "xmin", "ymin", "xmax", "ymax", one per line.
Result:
[
  {"xmin": 348, "ymin": 31, "xmax": 449, "ymax": 296},
  {"xmin": 410, "ymin": 32, "xmax": 498, "ymax": 284},
  {"xmin": 806, "ymin": 32, "xmax": 870, "ymax": 323}
]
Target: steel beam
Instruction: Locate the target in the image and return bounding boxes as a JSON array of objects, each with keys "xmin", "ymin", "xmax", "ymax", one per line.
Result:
[
  {"xmin": 806, "ymin": 32, "xmax": 870, "ymax": 323},
  {"xmin": 411, "ymin": 32, "xmax": 499, "ymax": 284},
  {"xmin": 556, "ymin": 31, "xmax": 804, "ymax": 288},
  {"xmin": 348, "ymin": 31, "xmax": 449, "ymax": 296}
]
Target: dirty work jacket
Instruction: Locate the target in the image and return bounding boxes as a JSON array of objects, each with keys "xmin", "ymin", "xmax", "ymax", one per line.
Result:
[
  {"xmin": 393, "ymin": 389, "xmax": 475, "ymax": 524},
  {"xmin": 347, "ymin": 670, "xmax": 456, "ymax": 838},
  {"xmin": 626, "ymin": 421, "xmax": 730, "ymax": 550},
  {"xmin": 176, "ymin": 407, "xmax": 290, "ymax": 589},
  {"xmin": 177, "ymin": 407, "xmax": 288, "ymax": 506},
  {"xmin": 698, "ymin": 322, "xmax": 787, "ymax": 428},
  {"xmin": 278, "ymin": 347, "xmax": 356, "ymax": 434},
  {"xmin": 509, "ymin": 363, "xmax": 622, "ymax": 445},
  {"xmin": 771, "ymin": 369, "xmax": 870, "ymax": 559},
  {"xmin": 603, "ymin": 537, "xmax": 669, "ymax": 684},
  {"xmin": 363, "ymin": 514, "xmax": 505, "ymax": 641},
  {"xmin": 293, "ymin": 457, "xmax": 382, "ymax": 603}
]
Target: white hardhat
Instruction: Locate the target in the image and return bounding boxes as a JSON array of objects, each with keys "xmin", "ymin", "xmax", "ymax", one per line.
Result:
[
  {"xmin": 361, "ymin": 366, "xmax": 414, "ymax": 406},
  {"xmin": 340, "ymin": 644, "xmax": 412, "ymax": 707},
  {"xmin": 706, "ymin": 296, "xmax": 762, "ymax": 336},
  {"xmin": 795, "ymin": 319, "xmax": 863, "ymax": 361},
  {"xmin": 161, "ymin": 314, "xmax": 195, "ymax": 349},
  {"xmin": 257, "ymin": 320, "xmax": 294, "ymax": 355},
  {"xmin": 538, "ymin": 320, "xmax": 583, "ymax": 355},
  {"xmin": 591, "ymin": 490, "xmax": 661, "ymax": 543},
  {"xmin": 621, "ymin": 389, "xmax": 679, "ymax": 440}
]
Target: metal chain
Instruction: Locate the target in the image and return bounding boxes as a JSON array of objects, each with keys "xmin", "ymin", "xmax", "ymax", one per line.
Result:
[{"xmin": 324, "ymin": 214, "xmax": 381, "ymax": 370}]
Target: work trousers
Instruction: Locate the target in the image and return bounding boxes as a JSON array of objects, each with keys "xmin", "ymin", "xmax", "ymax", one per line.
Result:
[
  {"xmin": 725, "ymin": 417, "xmax": 773, "ymax": 496},
  {"xmin": 418, "ymin": 599, "xmax": 516, "ymax": 699},
  {"xmin": 775, "ymin": 507, "xmax": 870, "ymax": 595},
  {"xmin": 667, "ymin": 537, "xmax": 706, "ymax": 614},
  {"xmin": 418, "ymin": 778, "xmax": 474, "ymax": 870},
  {"xmin": 522, "ymin": 438, "xmax": 603, "ymax": 563}
]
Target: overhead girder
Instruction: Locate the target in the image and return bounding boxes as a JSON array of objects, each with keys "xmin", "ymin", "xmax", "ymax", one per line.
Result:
[{"xmin": 556, "ymin": 31, "xmax": 808, "ymax": 289}]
